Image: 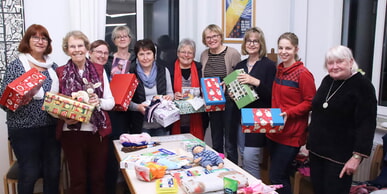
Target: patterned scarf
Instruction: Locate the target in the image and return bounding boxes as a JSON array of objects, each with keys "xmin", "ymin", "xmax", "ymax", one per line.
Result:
[{"xmin": 59, "ymin": 58, "xmax": 107, "ymax": 132}]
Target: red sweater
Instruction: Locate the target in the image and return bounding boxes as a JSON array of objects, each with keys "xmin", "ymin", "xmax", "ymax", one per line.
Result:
[{"xmin": 266, "ymin": 61, "xmax": 316, "ymax": 147}]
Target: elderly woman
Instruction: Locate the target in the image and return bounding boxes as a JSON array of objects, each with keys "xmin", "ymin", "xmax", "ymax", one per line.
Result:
[
  {"xmin": 128, "ymin": 39, "xmax": 174, "ymax": 136},
  {"xmin": 200, "ymin": 24, "xmax": 241, "ymax": 164},
  {"xmin": 168, "ymin": 38, "xmax": 204, "ymax": 140},
  {"xmin": 0, "ymin": 24, "xmax": 61, "ymax": 194},
  {"xmin": 307, "ymin": 45, "xmax": 377, "ymax": 194},
  {"xmin": 232, "ymin": 27, "xmax": 276, "ymax": 179},
  {"xmin": 106, "ymin": 25, "xmax": 135, "ymax": 80},
  {"xmin": 56, "ymin": 31, "xmax": 114, "ymax": 194}
]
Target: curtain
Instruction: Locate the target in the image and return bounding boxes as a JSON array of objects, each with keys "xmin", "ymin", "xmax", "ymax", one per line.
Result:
[{"xmin": 69, "ymin": 0, "xmax": 107, "ymax": 41}]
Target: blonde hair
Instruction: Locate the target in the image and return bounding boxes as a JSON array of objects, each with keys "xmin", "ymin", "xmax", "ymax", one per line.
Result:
[
  {"xmin": 241, "ymin": 27, "xmax": 267, "ymax": 58},
  {"xmin": 201, "ymin": 24, "xmax": 224, "ymax": 46}
]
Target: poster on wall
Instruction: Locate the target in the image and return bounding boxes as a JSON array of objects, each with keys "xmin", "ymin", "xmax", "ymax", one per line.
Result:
[
  {"xmin": 222, "ymin": 0, "xmax": 255, "ymax": 43},
  {"xmin": 0, "ymin": 0, "xmax": 25, "ymax": 82}
]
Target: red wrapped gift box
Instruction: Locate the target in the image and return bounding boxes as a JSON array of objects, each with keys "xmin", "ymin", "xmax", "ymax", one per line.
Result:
[
  {"xmin": 110, "ymin": 73, "xmax": 138, "ymax": 111},
  {"xmin": 201, "ymin": 77, "xmax": 226, "ymax": 112},
  {"xmin": 0, "ymin": 68, "xmax": 46, "ymax": 111},
  {"xmin": 241, "ymin": 108, "xmax": 284, "ymax": 133}
]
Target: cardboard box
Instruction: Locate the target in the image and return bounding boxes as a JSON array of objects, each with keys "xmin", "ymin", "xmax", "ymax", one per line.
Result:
[
  {"xmin": 241, "ymin": 108, "xmax": 284, "ymax": 133},
  {"xmin": 42, "ymin": 92, "xmax": 95, "ymax": 123},
  {"xmin": 0, "ymin": 68, "xmax": 46, "ymax": 111},
  {"xmin": 204, "ymin": 104, "xmax": 225, "ymax": 112},
  {"xmin": 200, "ymin": 77, "xmax": 226, "ymax": 106},
  {"xmin": 223, "ymin": 69, "xmax": 259, "ymax": 109},
  {"xmin": 110, "ymin": 73, "xmax": 138, "ymax": 111},
  {"xmin": 174, "ymin": 87, "xmax": 205, "ymax": 114},
  {"xmin": 153, "ymin": 102, "xmax": 180, "ymax": 127}
]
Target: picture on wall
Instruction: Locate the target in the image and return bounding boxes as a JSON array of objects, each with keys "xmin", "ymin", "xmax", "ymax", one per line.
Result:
[
  {"xmin": 222, "ymin": 0, "xmax": 255, "ymax": 43},
  {"xmin": 0, "ymin": 0, "xmax": 25, "ymax": 82}
]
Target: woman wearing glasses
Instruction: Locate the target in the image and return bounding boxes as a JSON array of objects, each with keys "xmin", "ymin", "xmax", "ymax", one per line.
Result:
[
  {"xmin": 168, "ymin": 38, "xmax": 205, "ymax": 140},
  {"xmin": 231, "ymin": 27, "xmax": 276, "ymax": 179},
  {"xmin": 200, "ymin": 24, "xmax": 241, "ymax": 164},
  {"xmin": 0, "ymin": 24, "xmax": 61, "ymax": 193}
]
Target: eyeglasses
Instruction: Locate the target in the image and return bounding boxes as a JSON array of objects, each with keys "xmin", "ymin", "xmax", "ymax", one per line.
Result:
[
  {"xmin": 205, "ymin": 34, "xmax": 220, "ymax": 41},
  {"xmin": 246, "ymin": 40, "xmax": 259, "ymax": 45},
  {"xmin": 93, "ymin": 50, "xmax": 109, "ymax": 56},
  {"xmin": 31, "ymin": 36, "xmax": 48, "ymax": 43},
  {"xmin": 115, "ymin": 35, "xmax": 129, "ymax": 40},
  {"xmin": 179, "ymin": 51, "xmax": 194, "ymax": 56}
]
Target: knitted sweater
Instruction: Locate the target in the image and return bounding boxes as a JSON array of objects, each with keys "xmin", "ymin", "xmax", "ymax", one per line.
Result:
[
  {"xmin": 266, "ymin": 61, "xmax": 316, "ymax": 147},
  {"xmin": 306, "ymin": 73, "xmax": 377, "ymax": 163}
]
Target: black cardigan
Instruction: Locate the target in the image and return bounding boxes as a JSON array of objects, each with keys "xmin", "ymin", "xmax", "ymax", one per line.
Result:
[{"xmin": 233, "ymin": 57, "xmax": 277, "ymax": 147}]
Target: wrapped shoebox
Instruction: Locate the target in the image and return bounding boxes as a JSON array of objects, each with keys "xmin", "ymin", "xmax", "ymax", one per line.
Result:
[
  {"xmin": 110, "ymin": 73, "xmax": 138, "ymax": 111},
  {"xmin": 42, "ymin": 92, "xmax": 95, "ymax": 123},
  {"xmin": 153, "ymin": 100, "xmax": 180, "ymax": 127},
  {"xmin": 174, "ymin": 87, "xmax": 205, "ymax": 114},
  {"xmin": 200, "ymin": 77, "xmax": 226, "ymax": 112},
  {"xmin": 241, "ymin": 108, "xmax": 284, "ymax": 133},
  {"xmin": 0, "ymin": 68, "xmax": 46, "ymax": 111},
  {"xmin": 223, "ymin": 69, "xmax": 259, "ymax": 109}
]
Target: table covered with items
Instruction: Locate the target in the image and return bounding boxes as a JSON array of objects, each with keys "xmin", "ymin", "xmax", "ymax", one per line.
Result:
[{"xmin": 113, "ymin": 133, "xmax": 282, "ymax": 194}]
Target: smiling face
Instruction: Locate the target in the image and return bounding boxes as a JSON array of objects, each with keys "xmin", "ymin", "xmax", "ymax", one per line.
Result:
[
  {"xmin": 114, "ymin": 30, "xmax": 131, "ymax": 49},
  {"xmin": 137, "ymin": 48, "xmax": 155, "ymax": 69},
  {"xmin": 204, "ymin": 29, "xmax": 222, "ymax": 51},
  {"xmin": 29, "ymin": 33, "xmax": 48, "ymax": 56},
  {"xmin": 278, "ymin": 38, "xmax": 298, "ymax": 66},
  {"xmin": 67, "ymin": 36, "xmax": 88, "ymax": 67},
  {"xmin": 326, "ymin": 58, "xmax": 353, "ymax": 80},
  {"xmin": 245, "ymin": 32, "xmax": 261, "ymax": 56},
  {"xmin": 177, "ymin": 45, "xmax": 194, "ymax": 68},
  {"xmin": 89, "ymin": 44, "xmax": 109, "ymax": 65}
]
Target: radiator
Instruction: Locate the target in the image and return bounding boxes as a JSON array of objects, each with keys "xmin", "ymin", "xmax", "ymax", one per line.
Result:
[{"xmin": 353, "ymin": 142, "xmax": 382, "ymax": 181}]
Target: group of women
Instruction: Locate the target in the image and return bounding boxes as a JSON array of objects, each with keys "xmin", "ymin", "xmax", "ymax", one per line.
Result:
[{"xmin": 0, "ymin": 22, "xmax": 377, "ymax": 194}]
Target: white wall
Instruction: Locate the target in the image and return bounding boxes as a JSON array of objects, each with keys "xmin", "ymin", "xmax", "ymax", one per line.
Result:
[{"xmin": 0, "ymin": 0, "xmax": 345, "ymax": 192}]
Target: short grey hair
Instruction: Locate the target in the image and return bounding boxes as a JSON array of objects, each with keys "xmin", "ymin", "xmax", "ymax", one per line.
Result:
[
  {"xmin": 325, "ymin": 45, "xmax": 359, "ymax": 74},
  {"xmin": 177, "ymin": 38, "xmax": 196, "ymax": 56}
]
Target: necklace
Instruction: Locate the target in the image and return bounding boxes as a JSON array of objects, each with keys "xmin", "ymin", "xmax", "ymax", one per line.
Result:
[{"xmin": 323, "ymin": 80, "xmax": 346, "ymax": 109}]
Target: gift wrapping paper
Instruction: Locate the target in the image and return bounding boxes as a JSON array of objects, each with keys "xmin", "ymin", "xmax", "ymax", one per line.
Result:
[{"xmin": 241, "ymin": 108, "xmax": 284, "ymax": 133}]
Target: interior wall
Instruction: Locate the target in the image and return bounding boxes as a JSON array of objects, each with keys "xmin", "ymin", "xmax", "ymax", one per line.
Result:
[{"xmin": 0, "ymin": 0, "xmax": 344, "ymax": 192}]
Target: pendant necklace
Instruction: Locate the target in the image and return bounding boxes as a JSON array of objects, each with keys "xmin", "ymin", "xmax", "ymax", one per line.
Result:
[{"xmin": 323, "ymin": 80, "xmax": 346, "ymax": 109}]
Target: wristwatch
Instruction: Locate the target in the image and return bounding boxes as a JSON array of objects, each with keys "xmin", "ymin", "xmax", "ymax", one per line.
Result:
[{"xmin": 352, "ymin": 154, "xmax": 362, "ymax": 159}]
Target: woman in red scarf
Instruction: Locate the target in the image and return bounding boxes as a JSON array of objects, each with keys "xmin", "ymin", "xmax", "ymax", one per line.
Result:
[{"xmin": 169, "ymin": 39, "xmax": 206, "ymax": 140}]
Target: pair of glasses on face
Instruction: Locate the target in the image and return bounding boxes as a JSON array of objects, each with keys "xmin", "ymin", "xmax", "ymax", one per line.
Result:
[
  {"xmin": 115, "ymin": 35, "xmax": 130, "ymax": 40},
  {"xmin": 31, "ymin": 36, "xmax": 48, "ymax": 43},
  {"xmin": 246, "ymin": 40, "xmax": 259, "ymax": 45},
  {"xmin": 179, "ymin": 51, "xmax": 194, "ymax": 56},
  {"xmin": 93, "ymin": 50, "xmax": 109, "ymax": 56},
  {"xmin": 205, "ymin": 34, "xmax": 220, "ymax": 41}
]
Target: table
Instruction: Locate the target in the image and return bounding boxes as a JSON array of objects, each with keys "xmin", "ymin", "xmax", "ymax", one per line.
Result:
[{"xmin": 113, "ymin": 133, "xmax": 262, "ymax": 194}]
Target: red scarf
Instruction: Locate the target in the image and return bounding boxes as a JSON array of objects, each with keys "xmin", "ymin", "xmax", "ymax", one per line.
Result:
[{"xmin": 171, "ymin": 60, "xmax": 204, "ymax": 140}]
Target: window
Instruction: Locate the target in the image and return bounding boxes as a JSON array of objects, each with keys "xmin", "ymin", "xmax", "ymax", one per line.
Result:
[{"xmin": 105, "ymin": 0, "xmax": 179, "ymax": 67}]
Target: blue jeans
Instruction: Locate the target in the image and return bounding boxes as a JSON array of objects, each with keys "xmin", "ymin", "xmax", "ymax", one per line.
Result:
[
  {"xmin": 268, "ymin": 139, "xmax": 300, "ymax": 194},
  {"xmin": 8, "ymin": 125, "xmax": 61, "ymax": 194},
  {"xmin": 243, "ymin": 147, "xmax": 262, "ymax": 179}
]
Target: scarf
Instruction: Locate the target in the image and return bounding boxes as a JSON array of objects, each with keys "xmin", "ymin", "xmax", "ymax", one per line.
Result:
[
  {"xmin": 171, "ymin": 60, "xmax": 204, "ymax": 140},
  {"xmin": 19, "ymin": 53, "xmax": 59, "ymax": 99},
  {"xmin": 59, "ymin": 58, "xmax": 107, "ymax": 132},
  {"xmin": 136, "ymin": 60, "xmax": 157, "ymax": 88}
]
